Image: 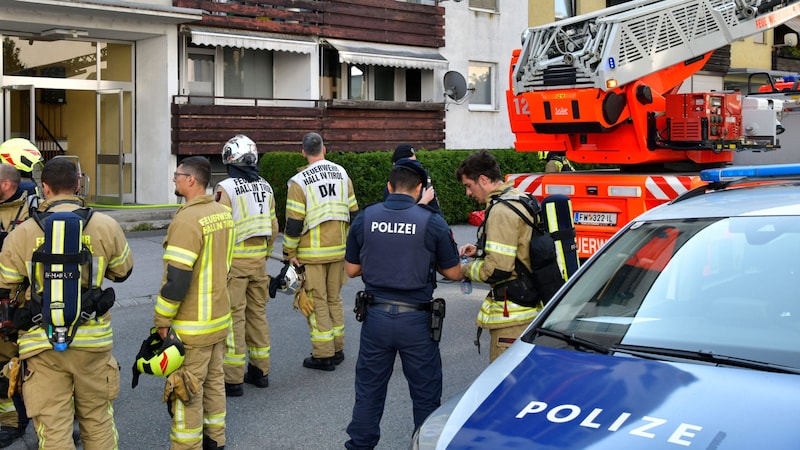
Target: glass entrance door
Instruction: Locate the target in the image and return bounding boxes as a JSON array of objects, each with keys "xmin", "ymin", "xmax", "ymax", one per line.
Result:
[
  {"xmin": 1, "ymin": 84, "xmax": 35, "ymax": 142},
  {"xmin": 95, "ymin": 89, "xmax": 133, "ymax": 205}
]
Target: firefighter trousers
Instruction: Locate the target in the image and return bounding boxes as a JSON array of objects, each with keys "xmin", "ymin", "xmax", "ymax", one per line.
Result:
[
  {"xmin": 488, "ymin": 322, "xmax": 531, "ymax": 363},
  {"xmin": 223, "ymin": 264, "xmax": 270, "ymax": 383},
  {"xmin": 22, "ymin": 349, "xmax": 120, "ymax": 450},
  {"xmin": 303, "ymin": 262, "xmax": 346, "ymax": 359},
  {"xmin": 0, "ymin": 340, "xmax": 21, "ymax": 429},
  {"xmin": 169, "ymin": 340, "xmax": 225, "ymax": 450}
]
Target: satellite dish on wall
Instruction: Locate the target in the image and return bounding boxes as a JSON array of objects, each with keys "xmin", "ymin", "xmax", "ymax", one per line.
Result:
[{"xmin": 443, "ymin": 71, "xmax": 469, "ymax": 105}]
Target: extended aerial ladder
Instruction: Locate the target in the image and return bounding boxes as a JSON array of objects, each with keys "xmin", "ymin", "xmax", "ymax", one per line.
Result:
[
  {"xmin": 505, "ymin": 0, "xmax": 800, "ymax": 258},
  {"xmin": 510, "ymin": 0, "xmax": 800, "ymax": 166}
]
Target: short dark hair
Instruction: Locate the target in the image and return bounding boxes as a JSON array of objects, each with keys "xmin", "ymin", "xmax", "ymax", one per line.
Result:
[
  {"xmin": 42, "ymin": 158, "xmax": 79, "ymax": 194},
  {"xmin": 455, "ymin": 149, "xmax": 502, "ymax": 183},
  {"xmin": 389, "ymin": 165, "xmax": 423, "ymax": 192},
  {"xmin": 302, "ymin": 132, "xmax": 324, "ymax": 156},
  {"xmin": 179, "ymin": 156, "xmax": 211, "ymax": 188}
]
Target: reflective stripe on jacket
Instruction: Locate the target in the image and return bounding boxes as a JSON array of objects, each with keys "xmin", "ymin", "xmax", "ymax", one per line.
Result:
[
  {"xmin": 155, "ymin": 195, "xmax": 234, "ymax": 346},
  {"xmin": 216, "ymin": 177, "xmax": 275, "ymax": 243},
  {"xmin": 287, "ymin": 160, "xmax": 352, "ymax": 233},
  {"xmin": 215, "ymin": 184, "xmax": 278, "ymax": 262},
  {"xmin": 284, "ymin": 160, "xmax": 358, "ymax": 264},
  {"xmin": 0, "ymin": 195, "xmax": 133, "ymax": 358},
  {"xmin": 18, "ymin": 318, "xmax": 113, "ymax": 355},
  {"xmin": 463, "ymin": 183, "xmax": 540, "ymax": 329}
]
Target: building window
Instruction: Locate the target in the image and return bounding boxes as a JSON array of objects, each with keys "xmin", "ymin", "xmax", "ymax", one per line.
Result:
[
  {"xmin": 468, "ymin": 62, "xmax": 495, "ymax": 110},
  {"xmin": 322, "ymin": 47, "xmax": 341, "ymax": 99},
  {"xmin": 338, "ymin": 63, "xmax": 428, "ymax": 101},
  {"xmin": 348, "ymin": 64, "xmax": 367, "ymax": 100},
  {"xmin": 555, "ymin": 0, "xmax": 575, "ymax": 19},
  {"xmin": 187, "ymin": 48, "xmax": 215, "ymax": 97},
  {"xmin": 184, "ymin": 44, "xmax": 274, "ymax": 102},
  {"xmin": 2, "ymin": 37, "xmax": 132, "ymax": 82},
  {"xmin": 469, "ymin": 0, "xmax": 497, "ymax": 12},
  {"xmin": 753, "ymin": 31, "xmax": 766, "ymax": 44},
  {"xmin": 223, "ymin": 47, "xmax": 273, "ymax": 98},
  {"xmin": 374, "ymin": 66, "xmax": 395, "ymax": 101},
  {"xmin": 406, "ymin": 69, "xmax": 422, "ymax": 102}
]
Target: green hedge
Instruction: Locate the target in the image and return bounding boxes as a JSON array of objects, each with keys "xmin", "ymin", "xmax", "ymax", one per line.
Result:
[{"xmin": 259, "ymin": 149, "xmax": 558, "ymax": 228}]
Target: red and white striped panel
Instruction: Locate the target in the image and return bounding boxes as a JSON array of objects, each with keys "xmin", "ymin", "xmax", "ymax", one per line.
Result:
[
  {"xmin": 507, "ymin": 173, "xmax": 545, "ymax": 197},
  {"xmin": 644, "ymin": 175, "xmax": 694, "ymax": 201}
]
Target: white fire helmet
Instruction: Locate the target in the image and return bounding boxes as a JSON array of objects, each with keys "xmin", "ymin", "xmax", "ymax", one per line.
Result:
[
  {"xmin": 221, "ymin": 135, "xmax": 258, "ymax": 167},
  {"xmin": 282, "ymin": 264, "xmax": 303, "ymax": 295}
]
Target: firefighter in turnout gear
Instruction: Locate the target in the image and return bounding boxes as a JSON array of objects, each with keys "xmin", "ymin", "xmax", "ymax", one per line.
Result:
[
  {"xmin": 283, "ymin": 132, "xmax": 359, "ymax": 371},
  {"xmin": 543, "ymin": 151, "xmax": 574, "ymax": 173},
  {"xmin": 156, "ymin": 156, "xmax": 234, "ymax": 450},
  {"xmin": 215, "ymin": 135, "xmax": 278, "ymax": 397},
  {"xmin": 0, "ymin": 138, "xmax": 43, "ymax": 213},
  {"xmin": 456, "ymin": 150, "xmax": 541, "ymax": 362},
  {"xmin": 0, "ymin": 164, "xmax": 32, "ymax": 446},
  {"xmin": 0, "ymin": 157, "xmax": 133, "ymax": 449},
  {"xmin": 0, "ymin": 165, "xmax": 30, "ymax": 241}
]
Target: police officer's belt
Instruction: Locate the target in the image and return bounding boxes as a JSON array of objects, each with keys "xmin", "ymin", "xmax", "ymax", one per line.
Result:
[{"xmin": 370, "ymin": 297, "xmax": 431, "ymax": 313}]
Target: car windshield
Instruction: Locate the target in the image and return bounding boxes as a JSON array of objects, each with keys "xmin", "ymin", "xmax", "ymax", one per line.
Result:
[{"xmin": 526, "ymin": 216, "xmax": 800, "ymax": 370}]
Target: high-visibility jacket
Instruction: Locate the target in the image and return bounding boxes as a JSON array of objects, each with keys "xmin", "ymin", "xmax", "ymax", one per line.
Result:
[
  {"xmin": 462, "ymin": 182, "xmax": 540, "ymax": 329},
  {"xmin": 284, "ymin": 160, "xmax": 358, "ymax": 264},
  {"xmin": 0, "ymin": 188, "xmax": 29, "ymax": 233},
  {"xmin": 215, "ymin": 177, "xmax": 278, "ymax": 262},
  {"xmin": 155, "ymin": 195, "xmax": 234, "ymax": 346},
  {"xmin": 545, "ymin": 156, "xmax": 575, "ymax": 173},
  {"xmin": 0, "ymin": 195, "xmax": 134, "ymax": 358}
]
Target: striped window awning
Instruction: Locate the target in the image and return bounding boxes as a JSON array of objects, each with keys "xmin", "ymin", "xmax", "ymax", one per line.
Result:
[
  {"xmin": 185, "ymin": 25, "xmax": 316, "ymax": 54},
  {"xmin": 324, "ymin": 38, "xmax": 448, "ymax": 71}
]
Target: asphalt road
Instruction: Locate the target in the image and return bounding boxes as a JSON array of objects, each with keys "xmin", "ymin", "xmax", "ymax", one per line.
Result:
[{"xmin": 11, "ymin": 224, "xmax": 492, "ymax": 450}]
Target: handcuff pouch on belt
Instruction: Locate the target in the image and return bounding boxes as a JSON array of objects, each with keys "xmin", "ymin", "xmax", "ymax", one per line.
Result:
[
  {"xmin": 354, "ymin": 291, "xmax": 372, "ymax": 322},
  {"xmin": 429, "ymin": 298, "xmax": 446, "ymax": 342}
]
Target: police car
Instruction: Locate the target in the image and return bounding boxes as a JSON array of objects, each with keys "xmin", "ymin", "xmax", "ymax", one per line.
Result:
[{"xmin": 413, "ymin": 164, "xmax": 800, "ymax": 449}]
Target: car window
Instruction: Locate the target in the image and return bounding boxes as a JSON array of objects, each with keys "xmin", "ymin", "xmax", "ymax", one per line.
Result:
[{"xmin": 528, "ymin": 216, "xmax": 800, "ymax": 369}]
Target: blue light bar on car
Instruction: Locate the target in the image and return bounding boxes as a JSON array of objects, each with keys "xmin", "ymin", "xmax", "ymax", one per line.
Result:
[{"xmin": 700, "ymin": 164, "xmax": 800, "ymax": 182}]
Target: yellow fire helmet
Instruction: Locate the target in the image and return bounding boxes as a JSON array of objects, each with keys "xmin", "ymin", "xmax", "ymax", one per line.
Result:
[
  {"xmin": 0, "ymin": 138, "xmax": 44, "ymax": 173},
  {"xmin": 132, "ymin": 328, "xmax": 185, "ymax": 388}
]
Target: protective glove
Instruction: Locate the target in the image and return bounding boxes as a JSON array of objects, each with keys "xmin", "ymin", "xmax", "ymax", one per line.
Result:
[
  {"xmin": 2, "ymin": 357, "xmax": 21, "ymax": 398},
  {"xmin": 163, "ymin": 367, "xmax": 200, "ymax": 404},
  {"xmin": 268, "ymin": 261, "xmax": 291, "ymax": 298},
  {"xmin": 293, "ymin": 289, "xmax": 314, "ymax": 317}
]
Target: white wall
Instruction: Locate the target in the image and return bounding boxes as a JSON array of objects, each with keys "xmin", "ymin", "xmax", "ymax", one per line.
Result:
[
  {"xmin": 136, "ymin": 32, "xmax": 180, "ymax": 205},
  {"xmin": 679, "ymin": 74, "xmax": 725, "ymax": 93},
  {"xmin": 441, "ymin": 3, "xmax": 528, "ymax": 150}
]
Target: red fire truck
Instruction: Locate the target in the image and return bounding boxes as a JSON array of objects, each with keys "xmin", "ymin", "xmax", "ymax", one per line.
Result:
[{"xmin": 506, "ymin": 0, "xmax": 799, "ymax": 258}]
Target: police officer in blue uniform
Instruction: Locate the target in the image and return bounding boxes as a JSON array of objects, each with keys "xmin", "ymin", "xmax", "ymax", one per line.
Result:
[{"xmin": 344, "ymin": 158, "xmax": 462, "ymax": 450}]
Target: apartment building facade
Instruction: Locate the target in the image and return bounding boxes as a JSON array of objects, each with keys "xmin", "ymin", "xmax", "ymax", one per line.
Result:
[{"xmin": 1, "ymin": 0, "xmax": 451, "ymax": 204}]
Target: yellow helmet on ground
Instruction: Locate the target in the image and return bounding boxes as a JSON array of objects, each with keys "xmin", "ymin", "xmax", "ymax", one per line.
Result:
[
  {"xmin": 132, "ymin": 328, "xmax": 185, "ymax": 388},
  {"xmin": 0, "ymin": 138, "xmax": 43, "ymax": 173}
]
